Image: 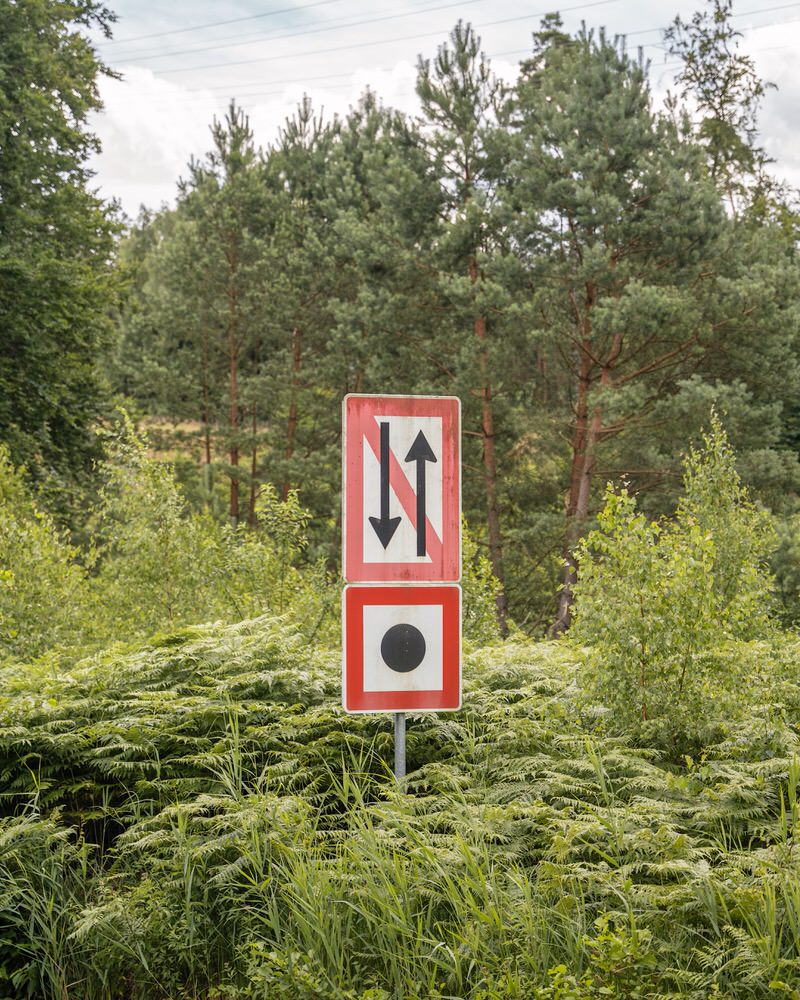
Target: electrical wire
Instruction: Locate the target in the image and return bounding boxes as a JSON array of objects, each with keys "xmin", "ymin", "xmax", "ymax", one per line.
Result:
[
  {"xmin": 152, "ymin": 0, "xmax": 624, "ymax": 76},
  {"xmin": 101, "ymin": 0, "xmax": 800, "ymax": 111},
  {"xmin": 94, "ymin": 4, "xmax": 800, "ymax": 212},
  {"xmin": 104, "ymin": 0, "xmax": 483, "ymax": 62},
  {"xmin": 104, "ymin": 0, "xmax": 800, "ymax": 67},
  {"xmin": 100, "ymin": 0, "xmax": 346, "ymax": 47},
  {"xmin": 106, "ymin": 2, "xmax": 800, "ymax": 114},
  {"xmin": 115, "ymin": 0, "xmax": 497, "ymax": 63}
]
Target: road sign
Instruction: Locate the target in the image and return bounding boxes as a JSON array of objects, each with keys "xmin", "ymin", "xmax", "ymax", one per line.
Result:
[
  {"xmin": 343, "ymin": 584, "xmax": 461, "ymax": 713},
  {"xmin": 342, "ymin": 394, "xmax": 460, "ymax": 582}
]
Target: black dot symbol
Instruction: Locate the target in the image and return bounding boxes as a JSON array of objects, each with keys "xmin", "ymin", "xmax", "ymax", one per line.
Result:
[{"xmin": 381, "ymin": 623, "xmax": 426, "ymax": 673}]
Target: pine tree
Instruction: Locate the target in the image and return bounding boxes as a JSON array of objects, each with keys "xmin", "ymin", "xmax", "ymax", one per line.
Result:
[
  {"xmin": 167, "ymin": 104, "xmax": 269, "ymax": 526},
  {"xmin": 417, "ymin": 22, "xmax": 514, "ymax": 632},
  {"xmin": 259, "ymin": 97, "xmax": 340, "ymax": 514},
  {"xmin": 505, "ymin": 22, "xmax": 800, "ymax": 632}
]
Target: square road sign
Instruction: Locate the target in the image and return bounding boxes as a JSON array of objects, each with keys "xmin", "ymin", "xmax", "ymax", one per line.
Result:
[
  {"xmin": 343, "ymin": 584, "xmax": 461, "ymax": 713},
  {"xmin": 343, "ymin": 394, "xmax": 460, "ymax": 582}
]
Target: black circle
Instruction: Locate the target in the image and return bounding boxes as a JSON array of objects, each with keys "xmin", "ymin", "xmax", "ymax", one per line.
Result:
[{"xmin": 381, "ymin": 623, "xmax": 426, "ymax": 673}]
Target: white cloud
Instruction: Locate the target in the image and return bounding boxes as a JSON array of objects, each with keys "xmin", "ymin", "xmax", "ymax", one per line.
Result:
[
  {"xmin": 87, "ymin": 1, "xmax": 800, "ymax": 217},
  {"xmin": 88, "ymin": 67, "xmax": 222, "ymax": 215},
  {"xmin": 750, "ymin": 23, "xmax": 800, "ymax": 190}
]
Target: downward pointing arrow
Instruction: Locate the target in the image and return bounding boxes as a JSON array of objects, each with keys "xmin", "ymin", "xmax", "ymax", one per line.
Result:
[
  {"xmin": 405, "ymin": 430, "xmax": 437, "ymax": 557},
  {"xmin": 368, "ymin": 421, "xmax": 401, "ymax": 549}
]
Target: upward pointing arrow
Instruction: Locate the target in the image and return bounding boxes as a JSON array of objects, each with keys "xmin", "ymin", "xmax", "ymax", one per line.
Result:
[
  {"xmin": 368, "ymin": 422, "xmax": 402, "ymax": 549},
  {"xmin": 405, "ymin": 430, "xmax": 437, "ymax": 557}
]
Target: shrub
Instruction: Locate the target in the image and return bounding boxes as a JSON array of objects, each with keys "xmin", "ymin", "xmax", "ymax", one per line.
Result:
[
  {"xmin": 2, "ymin": 622, "xmax": 800, "ymax": 997},
  {"xmin": 571, "ymin": 415, "xmax": 776, "ymax": 733},
  {"xmin": 90, "ymin": 417, "xmax": 335, "ymax": 643},
  {"xmin": 461, "ymin": 518, "xmax": 504, "ymax": 647},
  {"xmin": 0, "ymin": 447, "xmax": 92, "ymax": 660}
]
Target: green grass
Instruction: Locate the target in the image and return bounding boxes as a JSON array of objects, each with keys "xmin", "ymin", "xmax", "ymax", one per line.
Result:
[{"xmin": 1, "ymin": 619, "xmax": 800, "ymax": 998}]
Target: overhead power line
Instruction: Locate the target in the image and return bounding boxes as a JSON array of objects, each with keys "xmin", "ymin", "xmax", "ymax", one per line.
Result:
[
  {"xmin": 104, "ymin": 0, "xmax": 800, "ymax": 83},
  {"xmin": 115, "ymin": 0, "xmax": 495, "ymax": 64},
  {"xmin": 154, "ymin": 0, "xmax": 624, "ymax": 76},
  {"xmin": 105, "ymin": 0, "xmax": 475, "ymax": 61},
  {"xmin": 233, "ymin": 18, "xmax": 800, "ymax": 112},
  {"xmin": 96, "ymin": 0, "xmax": 800, "ymax": 120},
  {"xmin": 100, "ymin": 0, "xmax": 346, "ymax": 47}
]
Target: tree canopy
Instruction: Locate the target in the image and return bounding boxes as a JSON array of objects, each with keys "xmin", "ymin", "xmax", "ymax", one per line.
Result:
[
  {"xmin": 3, "ymin": 2, "xmax": 800, "ymax": 632},
  {"xmin": 0, "ymin": 0, "xmax": 119, "ymax": 510}
]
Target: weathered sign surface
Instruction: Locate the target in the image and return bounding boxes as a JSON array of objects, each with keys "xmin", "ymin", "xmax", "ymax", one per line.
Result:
[
  {"xmin": 342, "ymin": 584, "xmax": 461, "ymax": 713},
  {"xmin": 342, "ymin": 394, "xmax": 460, "ymax": 583}
]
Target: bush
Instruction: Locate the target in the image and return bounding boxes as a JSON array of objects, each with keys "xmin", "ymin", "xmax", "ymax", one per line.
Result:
[
  {"xmin": 2, "ymin": 621, "xmax": 800, "ymax": 997},
  {"xmin": 461, "ymin": 518, "xmax": 504, "ymax": 647},
  {"xmin": 90, "ymin": 417, "xmax": 336, "ymax": 643},
  {"xmin": 0, "ymin": 447, "xmax": 93, "ymax": 660},
  {"xmin": 571, "ymin": 415, "xmax": 776, "ymax": 734},
  {"xmin": 0, "ymin": 414, "xmax": 339, "ymax": 661}
]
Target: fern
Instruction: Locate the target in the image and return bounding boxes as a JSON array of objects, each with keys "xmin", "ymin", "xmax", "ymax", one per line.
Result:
[{"xmin": 1, "ymin": 621, "xmax": 800, "ymax": 997}]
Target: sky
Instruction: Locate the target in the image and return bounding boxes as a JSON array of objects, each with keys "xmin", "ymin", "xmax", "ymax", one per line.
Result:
[{"xmin": 85, "ymin": 0, "xmax": 800, "ymax": 218}]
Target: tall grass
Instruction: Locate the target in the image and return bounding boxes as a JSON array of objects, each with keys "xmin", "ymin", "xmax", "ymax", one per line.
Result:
[{"xmin": 1, "ymin": 622, "xmax": 800, "ymax": 997}]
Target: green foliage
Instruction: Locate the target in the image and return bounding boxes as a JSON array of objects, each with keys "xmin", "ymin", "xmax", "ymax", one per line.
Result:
[
  {"xmin": 572, "ymin": 417, "xmax": 776, "ymax": 733},
  {"xmin": 773, "ymin": 513, "xmax": 800, "ymax": 626},
  {"xmin": 678, "ymin": 414, "xmax": 777, "ymax": 633},
  {"xmin": 0, "ymin": 814, "xmax": 93, "ymax": 999},
  {"xmin": 533, "ymin": 965, "xmax": 598, "ymax": 1000},
  {"xmin": 0, "ymin": 0, "xmax": 119, "ymax": 509},
  {"xmin": 504, "ymin": 19, "xmax": 799, "ymax": 630},
  {"xmin": 665, "ymin": 0, "xmax": 775, "ymax": 210},
  {"xmin": 90, "ymin": 416, "xmax": 335, "ymax": 643},
  {"xmin": 5, "ymin": 11, "xmax": 800, "ymax": 996},
  {"xmin": 0, "ymin": 418, "xmax": 336, "ymax": 661},
  {"xmin": 92, "ymin": 416, "xmax": 206, "ymax": 635},
  {"xmin": 461, "ymin": 517, "xmax": 504, "ymax": 647},
  {"xmin": 0, "ymin": 447, "xmax": 91, "ymax": 660},
  {"xmin": 533, "ymin": 916, "xmax": 656, "ymax": 1000},
  {"xmin": 1, "ymin": 622, "xmax": 800, "ymax": 998},
  {"xmin": 105, "ymin": 16, "xmax": 800, "ymax": 634}
]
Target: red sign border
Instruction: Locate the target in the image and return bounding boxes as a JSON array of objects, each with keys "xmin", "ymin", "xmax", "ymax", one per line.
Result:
[
  {"xmin": 342, "ymin": 584, "xmax": 461, "ymax": 713},
  {"xmin": 342, "ymin": 394, "xmax": 461, "ymax": 583}
]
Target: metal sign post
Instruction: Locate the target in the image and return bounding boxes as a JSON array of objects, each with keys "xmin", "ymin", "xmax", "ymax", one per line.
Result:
[
  {"xmin": 341, "ymin": 394, "xmax": 462, "ymax": 784},
  {"xmin": 394, "ymin": 713, "xmax": 406, "ymax": 781}
]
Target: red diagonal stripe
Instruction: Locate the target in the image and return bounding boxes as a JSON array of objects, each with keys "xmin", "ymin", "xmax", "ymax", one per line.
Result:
[{"xmin": 362, "ymin": 418, "xmax": 444, "ymax": 564}]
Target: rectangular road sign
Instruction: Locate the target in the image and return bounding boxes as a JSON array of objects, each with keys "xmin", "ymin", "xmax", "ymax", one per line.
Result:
[
  {"xmin": 343, "ymin": 584, "xmax": 461, "ymax": 713},
  {"xmin": 343, "ymin": 394, "xmax": 460, "ymax": 582}
]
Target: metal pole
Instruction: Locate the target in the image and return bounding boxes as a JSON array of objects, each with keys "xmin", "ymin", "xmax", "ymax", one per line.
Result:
[{"xmin": 394, "ymin": 712, "xmax": 406, "ymax": 782}]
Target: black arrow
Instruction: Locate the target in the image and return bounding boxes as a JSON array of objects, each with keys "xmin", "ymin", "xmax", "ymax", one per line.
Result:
[
  {"xmin": 368, "ymin": 422, "xmax": 401, "ymax": 549},
  {"xmin": 405, "ymin": 430, "xmax": 437, "ymax": 557}
]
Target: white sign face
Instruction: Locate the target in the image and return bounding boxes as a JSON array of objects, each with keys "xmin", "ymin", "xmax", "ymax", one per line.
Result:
[
  {"xmin": 343, "ymin": 395, "xmax": 460, "ymax": 583},
  {"xmin": 361, "ymin": 415, "xmax": 443, "ymax": 565},
  {"xmin": 362, "ymin": 602, "xmax": 444, "ymax": 693}
]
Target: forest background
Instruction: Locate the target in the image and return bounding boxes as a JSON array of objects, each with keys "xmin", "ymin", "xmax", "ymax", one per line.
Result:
[
  {"xmin": 4, "ymin": 0, "xmax": 800, "ymax": 997},
  {"xmin": 4, "ymin": 0, "xmax": 800, "ymax": 639}
]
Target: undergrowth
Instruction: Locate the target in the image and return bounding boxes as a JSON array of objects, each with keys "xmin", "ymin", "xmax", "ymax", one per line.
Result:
[{"xmin": 1, "ymin": 618, "xmax": 800, "ymax": 998}]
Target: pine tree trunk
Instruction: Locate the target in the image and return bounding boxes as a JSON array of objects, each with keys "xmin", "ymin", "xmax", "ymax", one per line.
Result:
[
  {"xmin": 248, "ymin": 402, "xmax": 258, "ymax": 527},
  {"xmin": 554, "ymin": 404, "xmax": 603, "ymax": 632},
  {"xmin": 227, "ymin": 234, "xmax": 239, "ymax": 529},
  {"xmin": 282, "ymin": 326, "xmax": 301, "ymax": 500},
  {"xmin": 468, "ymin": 255, "xmax": 508, "ymax": 635},
  {"xmin": 553, "ymin": 367, "xmax": 591, "ymax": 635},
  {"xmin": 201, "ymin": 326, "xmax": 213, "ymax": 509},
  {"xmin": 552, "ymin": 284, "xmax": 600, "ymax": 636}
]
